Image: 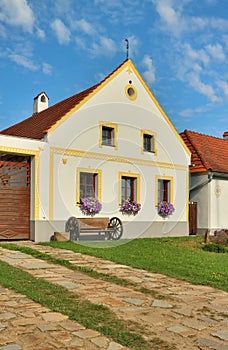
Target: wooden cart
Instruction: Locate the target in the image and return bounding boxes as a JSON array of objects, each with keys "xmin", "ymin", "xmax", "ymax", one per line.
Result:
[{"xmin": 51, "ymin": 216, "xmax": 123, "ymax": 241}]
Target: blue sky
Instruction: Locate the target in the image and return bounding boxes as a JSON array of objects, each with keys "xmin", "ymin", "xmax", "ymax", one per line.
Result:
[{"xmin": 0, "ymin": 0, "xmax": 227, "ymax": 137}]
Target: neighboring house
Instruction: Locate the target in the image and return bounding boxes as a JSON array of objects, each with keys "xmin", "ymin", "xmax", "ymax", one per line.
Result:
[
  {"xmin": 181, "ymin": 129, "xmax": 228, "ymax": 235},
  {"xmin": 0, "ymin": 59, "xmax": 190, "ymax": 242}
]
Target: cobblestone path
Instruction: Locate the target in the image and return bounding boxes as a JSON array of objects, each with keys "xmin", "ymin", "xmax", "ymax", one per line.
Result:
[{"xmin": 0, "ymin": 242, "xmax": 227, "ymax": 350}]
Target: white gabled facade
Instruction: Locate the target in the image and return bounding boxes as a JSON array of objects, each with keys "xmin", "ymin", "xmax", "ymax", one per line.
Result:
[{"xmin": 0, "ymin": 59, "xmax": 191, "ymax": 241}]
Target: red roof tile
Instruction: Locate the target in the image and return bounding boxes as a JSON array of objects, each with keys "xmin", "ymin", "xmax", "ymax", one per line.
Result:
[
  {"xmin": 180, "ymin": 130, "xmax": 228, "ymax": 174},
  {"xmin": 1, "ymin": 60, "xmax": 128, "ymax": 140}
]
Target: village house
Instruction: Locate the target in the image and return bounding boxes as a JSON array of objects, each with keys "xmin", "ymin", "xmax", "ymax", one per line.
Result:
[
  {"xmin": 0, "ymin": 59, "xmax": 190, "ymax": 242},
  {"xmin": 181, "ymin": 129, "xmax": 228, "ymax": 235}
]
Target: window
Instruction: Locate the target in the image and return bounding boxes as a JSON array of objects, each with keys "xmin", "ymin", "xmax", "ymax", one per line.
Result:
[
  {"xmin": 144, "ymin": 134, "xmax": 154, "ymax": 152},
  {"xmin": 102, "ymin": 126, "xmax": 114, "ymax": 146},
  {"xmin": 125, "ymin": 84, "xmax": 137, "ymax": 101},
  {"xmin": 141, "ymin": 130, "xmax": 157, "ymax": 154},
  {"xmin": 157, "ymin": 177, "xmax": 173, "ymax": 204},
  {"xmin": 99, "ymin": 122, "xmax": 118, "ymax": 148},
  {"xmin": 119, "ymin": 173, "xmax": 140, "ymax": 204},
  {"xmin": 76, "ymin": 168, "xmax": 101, "ymax": 204}
]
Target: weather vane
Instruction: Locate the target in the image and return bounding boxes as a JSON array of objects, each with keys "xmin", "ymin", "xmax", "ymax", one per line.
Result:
[{"xmin": 125, "ymin": 39, "xmax": 129, "ymax": 59}]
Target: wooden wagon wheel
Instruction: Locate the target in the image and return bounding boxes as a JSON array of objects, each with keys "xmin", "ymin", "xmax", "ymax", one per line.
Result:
[
  {"xmin": 109, "ymin": 217, "xmax": 123, "ymax": 240},
  {"xmin": 65, "ymin": 216, "xmax": 80, "ymax": 241}
]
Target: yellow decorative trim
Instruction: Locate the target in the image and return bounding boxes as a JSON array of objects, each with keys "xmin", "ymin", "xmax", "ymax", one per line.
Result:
[
  {"xmin": 141, "ymin": 129, "xmax": 157, "ymax": 155},
  {"xmin": 62, "ymin": 158, "xmax": 68, "ymax": 165},
  {"xmin": 126, "ymin": 65, "xmax": 132, "ymax": 74},
  {"xmin": 49, "ymin": 150, "xmax": 54, "ymax": 220},
  {"xmin": 99, "ymin": 122, "xmax": 118, "ymax": 149},
  {"xmin": 118, "ymin": 172, "xmax": 140, "ymax": 205},
  {"xmin": 50, "ymin": 146, "xmax": 188, "ymax": 171},
  {"xmin": 155, "ymin": 175, "xmax": 174, "ymax": 205},
  {"xmin": 186, "ymin": 170, "xmax": 189, "ymax": 222},
  {"xmin": 125, "ymin": 84, "xmax": 137, "ymax": 101},
  {"xmin": 0, "ymin": 145, "xmax": 39, "ymax": 156},
  {"xmin": 76, "ymin": 167, "xmax": 102, "ymax": 205}
]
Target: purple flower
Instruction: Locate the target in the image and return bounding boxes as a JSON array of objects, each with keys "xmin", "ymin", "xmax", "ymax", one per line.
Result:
[
  {"xmin": 79, "ymin": 197, "xmax": 102, "ymax": 216},
  {"xmin": 158, "ymin": 201, "xmax": 175, "ymax": 217},
  {"xmin": 120, "ymin": 199, "xmax": 141, "ymax": 216}
]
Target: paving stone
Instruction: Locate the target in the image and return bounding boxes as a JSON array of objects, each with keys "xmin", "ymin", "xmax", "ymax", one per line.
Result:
[
  {"xmin": 167, "ymin": 325, "xmax": 189, "ymax": 333},
  {"xmin": 182, "ymin": 320, "xmax": 206, "ymax": 330},
  {"xmin": 199, "ymin": 317, "xmax": 219, "ymax": 325},
  {"xmin": 152, "ymin": 300, "xmax": 173, "ymax": 308},
  {"xmin": 211, "ymin": 330, "xmax": 228, "ymax": 341},
  {"xmin": 74, "ymin": 329, "xmax": 101, "ymax": 339},
  {"xmin": 0, "ymin": 345, "xmax": 22, "ymax": 350},
  {"xmin": 23, "ymin": 262, "xmax": 53, "ymax": 269},
  {"xmin": 60, "ymin": 319, "xmax": 85, "ymax": 331},
  {"xmin": 41, "ymin": 312, "xmax": 68, "ymax": 322},
  {"xmin": 91, "ymin": 336, "xmax": 109, "ymax": 348},
  {"xmin": 55, "ymin": 281, "xmax": 79, "ymax": 289},
  {"xmin": 8, "ymin": 253, "xmax": 31, "ymax": 259},
  {"xmin": 107, "ymin": 341, "xmax": 125, "ymax": 350},
  {"xmin": 123, "ymin": 297, "xmax": 145, "ymax": 306},
  {"xmin": 0, "ymin": 312, "xmax": 16, "ymax": 320},
  {"xmin": 37, "ymin": 324, "xmax": 58, "ymax": 332},
  {"xmin": 173, "ymin": 309, "xmax": 192, "ymax": 317},
  {"xmin": 196, "ymin": 338, "xmax": 228, "ymax": 350}
]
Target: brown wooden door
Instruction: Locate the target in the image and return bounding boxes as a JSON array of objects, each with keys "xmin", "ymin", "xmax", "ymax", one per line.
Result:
[
  {"xmin": 189, "ymin": 202, "xmax": 197, "ymax": 235},
  {"xmin": 0, "ymin": 155, "xmax": 30, "ymax": 240}
]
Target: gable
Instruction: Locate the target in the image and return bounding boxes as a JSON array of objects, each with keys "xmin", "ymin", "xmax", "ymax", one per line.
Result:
[{"xmin": 0, "ymin": 59, "xmax": 190, "ymax": 158}]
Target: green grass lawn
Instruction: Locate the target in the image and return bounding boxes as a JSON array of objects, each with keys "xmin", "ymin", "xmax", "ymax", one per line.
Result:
[{"xmin": 43, "ymin": 236, "xmax": 228, "ymax": 292}]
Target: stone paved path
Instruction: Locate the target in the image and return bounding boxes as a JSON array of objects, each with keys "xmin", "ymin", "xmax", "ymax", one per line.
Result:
[{"xmin": 0, "ymin": 242, "xmax": 227, "ymax": 350}]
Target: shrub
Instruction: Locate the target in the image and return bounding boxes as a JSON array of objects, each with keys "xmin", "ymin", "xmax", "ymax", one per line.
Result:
[{"xmin": 202, "ymin": 243, "xmax": 228, "ymax": 254}]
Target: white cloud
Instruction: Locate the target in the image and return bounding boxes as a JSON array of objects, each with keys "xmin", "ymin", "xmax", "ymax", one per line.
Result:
[
  {"xmin": 189, "ymin": 72, "xmax": 219, "ymax": 102},
  {"xmin": 205, "ymin": 44, "xmax": 225, "ymax": 61},
  {"xmin": 42, "ymin": 62, "xmax": 52, "ymax": 75},
  {"xmin": 36, "ymin": 28, "xmax": 45, "ymax": 40},
  {"xmin": 73, "ymin": 19, "xmax": 96, "ymax": 36},
  {"xmin": 142, "ymin": 55, "xmax": 156, "ymax": 84},
  {"xmin": 0, "ymin": 0, "xmax": 34, "ymax": 33},
  {"xmin": 152, "ymin": 0, "xmax": 186, "ymax": 36},
  {"xmin": 217, "ymin": 80, "xmax": 228, "ymax": 98},
  {"xmin": 90, "ymin": 36, "xmax": 117, "ymax": 57},
  {"xmin": 9, "ymin": 53, "xmax": 38, "ymax": 71},
  {"xmin": 51, "ymin": 19, "xmax": 71, "ymax": 45},
  {"xmin": 184, "ymin": 44, "xmax": 210, "ymax": 67},
  {"xmin": 0, "ymin": 23, "xmax": 6, "ymax": 38}
]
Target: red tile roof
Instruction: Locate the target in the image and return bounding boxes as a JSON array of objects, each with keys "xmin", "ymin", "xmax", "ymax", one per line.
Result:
[
  {"xmin": 180, "ymin": 130, "xmax": 228, "ymax": 174},
  {"xmin": 1, "ymin": 60, "xmax": 128, "ymax": 140}
]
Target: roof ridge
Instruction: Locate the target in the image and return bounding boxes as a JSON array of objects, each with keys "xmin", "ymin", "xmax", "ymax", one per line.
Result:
[{"xmin": 184, "ymin": 129, "xmax": 224, "ymax": 141}]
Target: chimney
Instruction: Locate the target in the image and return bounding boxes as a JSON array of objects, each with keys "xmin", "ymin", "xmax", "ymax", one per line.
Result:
[
  {"xmin": 33, "ymin": 92, "xmax": 49, "ymax": 113},
  {"xmin": 223, "ymin": 131, "xmax": 228, "ymax": 139}
]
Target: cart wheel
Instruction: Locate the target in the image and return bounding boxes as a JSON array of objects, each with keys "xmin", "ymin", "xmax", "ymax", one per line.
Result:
[
  {"xmin": 65, "ymin": 216, "xmax": 80, "ymax": 241},
  {"xmin": 109, "ymin": 217, "xmax": 123, "ymax": 240}
]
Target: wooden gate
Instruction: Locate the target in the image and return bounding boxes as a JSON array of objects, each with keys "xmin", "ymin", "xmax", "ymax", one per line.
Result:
[
  {"xmin": 0, "ymin": 154, "xmax": 30, "ymax": 240},
  {"xmin": 189, "ymin": 202, "xmax": 197, "ymax": 235}
]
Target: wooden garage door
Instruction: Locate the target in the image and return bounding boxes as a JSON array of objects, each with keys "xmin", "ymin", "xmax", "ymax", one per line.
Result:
[{"xmin": 0, "ymin": 154, "xmax": 30, "ymax": 240}]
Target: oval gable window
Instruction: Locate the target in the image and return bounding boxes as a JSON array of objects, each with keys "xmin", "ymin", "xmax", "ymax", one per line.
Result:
[{"xmin": 125, "ymin": 84, "xmax": 137, "ymax": 100}]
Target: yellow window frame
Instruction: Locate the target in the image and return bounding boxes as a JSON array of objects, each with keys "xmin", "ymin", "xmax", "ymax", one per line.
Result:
[
  {"xmin": 118, "ymin": 172, "xmax": 140, "ymax": 205},
  {"xmin": 99, "ymin": 122, "xmax": 118, "ymax": 149},
  {"xmin": 141, "ymin": 129, "xmax": 157, "ymax": 155},
  {"xmin": 76, "ymin": 167, "xmax": 102, "ymax": 205},
  {"xmin": 155, "ymin": 175, "xmax": 174, "ymax": 205}
]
